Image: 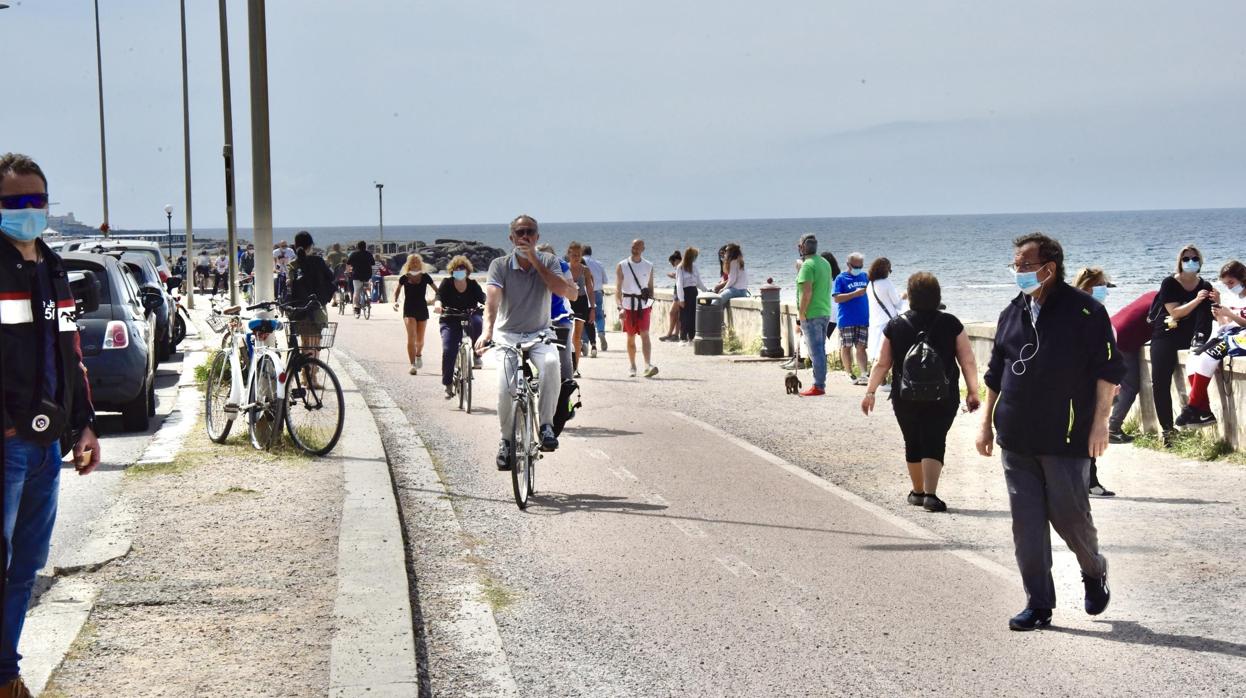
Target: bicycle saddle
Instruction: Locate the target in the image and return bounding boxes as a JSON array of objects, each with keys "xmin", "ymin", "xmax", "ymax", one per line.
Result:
[
  {"xmin": 248, "ymin": 318, "xmax": 283, "ymax": 333},
  {"xmin": 222, "ymin": 306, "xmax": 242, "ymax": 315}
]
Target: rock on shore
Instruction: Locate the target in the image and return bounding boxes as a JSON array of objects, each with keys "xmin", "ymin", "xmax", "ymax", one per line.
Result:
[{"xmin": 410, "ymin": 239, "xmax": 506, "ymax": 272}]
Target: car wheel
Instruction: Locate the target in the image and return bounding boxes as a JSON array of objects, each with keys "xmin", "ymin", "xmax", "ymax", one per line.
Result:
[
  {"xmin": 147, "ymin": 378, "xmax": 157, "ymax": 416},
  {"xmin": 157, "ymin": 329, "xmax": 172, "ymax": 362},
  {"xmin": 122, "ymin": 380, "xmax": 151, "ymax": 431},
  {"xmin": 171, "ymin": 314, "xmax": 187, "ymax": 347}
]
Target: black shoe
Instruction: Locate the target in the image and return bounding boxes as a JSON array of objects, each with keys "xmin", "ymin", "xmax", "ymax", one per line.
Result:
[
  {"xmin": 540, "ymin": 424, "xmax": 558, "ymax": 452},
  {"xmin": 1185, "ymin": 408, "xmax": 1217, "ymax": 429},
  {"xmin": 496, "ymin": 439, "xmax": 513, "ymax": 471},
  {"xmin": 1089, "ymin": 484, "xmax": 1116, "ymax": 497},
  {"xmin": 906, "ymin": 490, "xmax": 926, "ymax": 506},
  {"xmin": 1162, "ymin": 429, "xmax": 1177, "ymax": 448},
  {"xmin": 1009, "ymin": 608, "xmax": 1052, "ymax": 631},
  {"xmin": 601, "ymin": 336, "xmax": 608, "ymax": 351},
  {"xmin": 1107, "ymin": 430, "xmax": 1134, "ymax": 444},
  {"xmin": 922, "ymin": 494, "xmax": 948, "ymax": 512},
  {"xmin": 1174, "ymin": 407, "xmax": 1193, "ymax": 427},
  {"xmin": 1083, "ymin": 563, "xmax": 1110, "ymax": 616}
]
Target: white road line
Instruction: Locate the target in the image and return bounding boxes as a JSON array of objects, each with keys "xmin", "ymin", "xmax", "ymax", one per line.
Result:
[
  {"xmin": 715, "ymin": 554, "xmax": 760, "ymax": 578},
  {"xmin": 670, "ymin": 411, "xmax": 1015, "ymax": 583},
  {"xmin": 644, "ymin": 493, "xmax": 669, "ymax": 507},
  {"xmin": 670, "ymin": 519, "xmax": 708, "ymax": 539},
  {"xmin": 586, "ymin": 448, "xmax": 611, "ymax": 461}
]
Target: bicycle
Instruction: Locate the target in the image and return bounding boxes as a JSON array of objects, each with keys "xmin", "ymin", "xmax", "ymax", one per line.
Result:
[
  {"xmin": 443, "ymin": 307, "xmax": 481, "ymax": 413},
  {"xmin": 205, "ymin": 299, "xmax": 345, "ymax": 455},
  {"xmin": 488, "ymin": 332, "xmax": 560, "ymax": 509},
  {"xmin": 336, "ymin": 282, "xmax": 350, "ymax": 316},
  {"xmin": 355, "ymin": 281, "xmax": 372, "ymax": 320}
]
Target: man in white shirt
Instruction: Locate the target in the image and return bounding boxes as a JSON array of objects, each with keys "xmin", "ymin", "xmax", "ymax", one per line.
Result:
[
  {"xmin": 615, "ymin": 239, "xmax": 658, "ymax": 378},
  {"xmin": 583, "ymin": 246, "xmax": 608, "ymax": 354}
]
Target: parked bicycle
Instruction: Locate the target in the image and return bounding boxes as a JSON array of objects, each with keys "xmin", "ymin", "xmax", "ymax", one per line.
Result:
[
  {"xmin": 487, "ymin": 332, "xmax": 560, "ymax": 509},
  {"xmin": 204, "ymin": 299, "xmax": 345, "ymax": 455}
]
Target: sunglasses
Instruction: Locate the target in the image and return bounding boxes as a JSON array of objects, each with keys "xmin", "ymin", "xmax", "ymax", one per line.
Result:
[
  {"xmin": 513, "ymin": 228, "xmax": 537, "ymax": 238},
  {"xmin": 0, "ymin": 193, "xmax": 49, "ymax": 209},
  {"xmin": 1183, "ymin": 256, "xmax": 1200, "ymax": 263}
]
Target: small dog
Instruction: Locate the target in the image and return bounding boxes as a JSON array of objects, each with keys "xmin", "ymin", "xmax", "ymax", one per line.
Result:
[{"xmin": 785, "ymin": 371, "xmax": 802, "ymax": 394}]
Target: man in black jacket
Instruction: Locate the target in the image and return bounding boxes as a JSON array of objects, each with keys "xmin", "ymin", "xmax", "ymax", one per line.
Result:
[
  {"xmin": 0, "ymin": 153, "xmax": 100, "ymax": 696},
  {"xmin": 977, "ymin": 232, "xmax": 1124, "ymax": 631}
]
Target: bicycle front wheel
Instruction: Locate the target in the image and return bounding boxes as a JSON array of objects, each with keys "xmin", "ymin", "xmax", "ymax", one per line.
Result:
[
  {"xmin": 204, "ymin": 350, "xmax": 235, "ymax": 443},
  {"xmin": 457, "ymin": 343, "xmax": 470, "ymax": 412},
  {"xmin": 511, "ymin": 397, "xmax": 532, "ymax": 509},
  {"xmin": 249, "ymin": 353, "xmax": 285, "ymax": 450},
  {"xmin": 362, "ymin": 301, "xmax": 371, "ymax": 320},
  {"xmin": 284, "ymin": 356, "xmax": 345, "ymax": 456}
]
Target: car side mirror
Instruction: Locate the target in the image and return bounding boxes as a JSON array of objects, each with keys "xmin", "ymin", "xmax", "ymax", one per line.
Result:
[
  {"xmin": 165, "ymin": 276, "xmax": 182, "ymax": 294},
  {"xmin": 139, "ymin": 287, "xmax": 164, "ymax": 312},
  {"xmin": 68, "ymin": 270, "xmax": 101, "ymax": 315}
]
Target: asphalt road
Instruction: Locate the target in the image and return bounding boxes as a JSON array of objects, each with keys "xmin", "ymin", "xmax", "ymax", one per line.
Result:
[{"xmin": 338, "ymin": 304, "xmax": 1245, "ymax": 697}]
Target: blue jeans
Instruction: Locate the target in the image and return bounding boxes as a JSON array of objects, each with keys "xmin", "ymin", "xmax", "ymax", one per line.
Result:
[
  {"xmin": 803, "ymin": 316, "xmax": 831, "ymax": 388},
  {"xmin": 594, "ymin": 290, "xmax": 606, "ymax": 335},
  {"xmin": 714, "ymin": 287, "xmax": 750, "ymax": 307},
  {"xmin": 1, "ymin": 437, "xmax": 62, "ymax": 681},
  {"xmin": 439, "ymin": 314, "xmax": 483, "ymax": 386}
]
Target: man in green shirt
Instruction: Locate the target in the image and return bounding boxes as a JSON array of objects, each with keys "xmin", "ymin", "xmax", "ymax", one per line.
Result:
[{"xmin": 796, "ymin": 233, "xmax": 832, "ymax": 396}]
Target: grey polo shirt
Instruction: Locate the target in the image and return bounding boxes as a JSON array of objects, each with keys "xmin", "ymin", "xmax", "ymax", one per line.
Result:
[{"xmin": 487, "ymin": 251, "xmax": 564, "ymax": 334}]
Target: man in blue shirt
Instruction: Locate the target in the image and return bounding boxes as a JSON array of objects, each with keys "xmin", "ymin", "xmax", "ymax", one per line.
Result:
[{"xmin": 832, "ymin": 252, "xmax": 870, "ymax": 385}]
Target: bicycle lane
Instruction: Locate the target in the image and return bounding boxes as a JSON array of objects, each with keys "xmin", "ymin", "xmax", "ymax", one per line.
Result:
[{"xmin": 335, "ymin": 308, "xmax": 1231, "ymax": 696}]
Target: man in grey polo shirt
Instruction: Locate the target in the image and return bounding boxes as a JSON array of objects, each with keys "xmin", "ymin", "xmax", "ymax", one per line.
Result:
[{"xmin": 477, "ymin": 214, "xmax": 580, "ymax": 470}]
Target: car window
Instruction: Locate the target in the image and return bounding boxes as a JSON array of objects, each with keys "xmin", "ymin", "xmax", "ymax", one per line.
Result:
[
  {"xmin": 120, "ymin": 267, "xmax": 144, "ymax": 314},
  {"xmin": 120, "ymin": 248, "xmax": 164, "ymax": 271},
  {"xmin": 61, "ymin": 261, "xmax": 114, "ymax": 320}
]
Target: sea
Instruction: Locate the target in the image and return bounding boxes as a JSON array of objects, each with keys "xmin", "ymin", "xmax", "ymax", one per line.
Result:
[{"xmin": 194, "ymin": 208, "xmax": 1245, "ymax": 323}]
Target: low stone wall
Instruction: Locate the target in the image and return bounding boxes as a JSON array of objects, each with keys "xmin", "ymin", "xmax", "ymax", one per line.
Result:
[
  {"xmin": 603, "ymin": 287, "xmax": 803, "ymax": 354},
  {"xmin": 966, "ymin": 323, "xmax": 1246, "ymax": 449}
]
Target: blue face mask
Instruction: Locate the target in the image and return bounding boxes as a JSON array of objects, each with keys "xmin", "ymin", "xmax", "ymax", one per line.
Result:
[
  {"xmin": 851, "ymin": 266, "xmax": 865, "ymax": 276},
  {"xmin": 0, "ymin": 207, "xmax": 48, "ymax": 242},
  {"xmin": 1091, "ymin": 285, "xmax": 1108, "ymax": 302},
  {"xmin": 452, "ymin": 270, "xmax": 467, "ymax": 281},
  {"xmin": 1015, "ymin": 270, "xmax": 1042, "ymax": 295},
  {"xmin": 1182, "ymin": 260, "xmax": 1201, "ymax": 274}
]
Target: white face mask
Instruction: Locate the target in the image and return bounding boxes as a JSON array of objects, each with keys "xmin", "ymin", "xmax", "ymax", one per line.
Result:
[{"xmin": 1226, "ymin": 282, "xmax": 1246, "ymax": 298}]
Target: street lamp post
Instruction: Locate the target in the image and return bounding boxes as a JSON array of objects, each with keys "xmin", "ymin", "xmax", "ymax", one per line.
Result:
[
  {"xmin": 248, "ymin": 0, "xmax": 274, "ymax": 302},
  {"xmin": 218, "ymin": 0, "xmax": 239, "ymax": 306},
  {"xmin": 375, "ymin": 182, "xmax": 384, "ymax": 248},
  {"xmin": 93, "ymin": 0, "xmax": 111, "ymax": 236},
  {"xmin": 164, "ymin": 204, "xmax": 173, "ymax": 260},
  {"xmin": 179, "ymin": 0, "xmax": 195, "ymax": 305}
]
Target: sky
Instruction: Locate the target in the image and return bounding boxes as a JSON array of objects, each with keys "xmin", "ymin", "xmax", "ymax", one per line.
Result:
[{"xmin": 2, "ymin": 0, "xmax": 1244, "ymax": 230}]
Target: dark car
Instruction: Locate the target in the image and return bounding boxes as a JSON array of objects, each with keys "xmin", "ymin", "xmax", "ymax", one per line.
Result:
[
  {"xmin": 61, "ymin": 252, "xmax": 161, "ymax": 432},
  {"xmin": 117, "ymin": 251, "xmax": 174, "ymax": 361}
]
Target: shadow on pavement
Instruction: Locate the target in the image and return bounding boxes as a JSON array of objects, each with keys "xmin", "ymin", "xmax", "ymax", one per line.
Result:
[
  {"xmin": 561, "ymin": 426, "xmax": 643, "ymax": 438},
  {"xmin": 1107, "ymin": 496, "xmax": 1230, "ymax": 505},
  {"xmin": 949, "ymin": 509, "xmax": 1013, "ymax": 519},
  {"xmin": 1047, "ymin": 620, "xmax": 1246, "ymax": 659},
  {"xmin": 588, "ymin": 377, "xmax": 706, "ymax": 383},
  {"xmin": 856, "ymin": 541, "xmax": 984, "ymax": 552}
]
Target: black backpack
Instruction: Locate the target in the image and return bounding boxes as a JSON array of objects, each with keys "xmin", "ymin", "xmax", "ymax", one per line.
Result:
[{"xmin": 898, "ymin": 314, "xmax": 948, "ymax": 402}]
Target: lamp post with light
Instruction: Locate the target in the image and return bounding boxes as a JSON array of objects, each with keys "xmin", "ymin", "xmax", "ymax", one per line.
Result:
[
  {"xmin": 375, "ymin": 182, "xmax": 384, "ymax": 248},
  {"xmin": 164, "ymin": 204, "xmax": 174, "ymax": 260}
]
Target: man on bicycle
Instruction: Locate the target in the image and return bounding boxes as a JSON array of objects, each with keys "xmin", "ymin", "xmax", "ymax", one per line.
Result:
[
  {"xmin": 346, "ymin": 240, "xmax": 375, "ymax": 318},
  {"xmin": 477, "ymin": 214, "xmax": 579, "ymax": 470}
]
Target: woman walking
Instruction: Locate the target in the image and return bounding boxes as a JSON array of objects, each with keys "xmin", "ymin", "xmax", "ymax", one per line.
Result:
[
  {"xmin": 393, "ymin": 253, "xmax": 437, "ymax": 375},
  {"xmin": 1149, "ymin": 244, "xmax": 1216, "ymax": 441},
  {"xmin": 660, "ymin": 250, "xmax": 683, "ymax": 341},
  {"xmin": 713, "ymin": 243, "xmax": 749, "ymax": 306},
  {"xmin": 866, "ymin": 257, "xmax": 906, "ymax": 370},
  {"xmin": 565, "ymin": 242, "xmax": 596, "ymax": 376},
  {"xmin": 435, "ymin": 255, "xmax": 485, "ymax": 397},
  {"xmin": 861, "ymin": 272, "xmax": 980, "ymax": 512},
  {"xmin": 676, "ymin": 247, "xmax": 708, "ymax": 344},
  {"xmin": 1072, "ymin": 267, "xmax": 1117, "ymax": 497}
]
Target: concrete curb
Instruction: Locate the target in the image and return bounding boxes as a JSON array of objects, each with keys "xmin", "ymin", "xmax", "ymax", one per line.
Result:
[
  {"xmin": 336, "ymin": 351, "xmax": 519, "ymax": 697},
  {"xmin": 327, "ymin": 353, "xmax": 420, "ymax": 696},
  {"xmin": 21, "ymin": 579, "xmax": 99, "ymax": 696}
]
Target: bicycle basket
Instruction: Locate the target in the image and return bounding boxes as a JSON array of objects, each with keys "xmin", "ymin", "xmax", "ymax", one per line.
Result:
[
  {"xmin": 286, "ymin": 321, "xmax": 337, "ymax": 350},
  {"xmin": 206, "ymin": 313, "xmax": 230, "ymax": 333}
]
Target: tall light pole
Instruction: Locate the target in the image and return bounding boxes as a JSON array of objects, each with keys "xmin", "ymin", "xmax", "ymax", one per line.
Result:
[
  {"xmin": 164, "ymin": 204, "xmax": 173, "ymax": 260},
  {"xmin": 375, "ymin": 182, "xmax": 384, "ymax": 248},
  {"xmin": 179, "ymin": 0, "xmax": 195, "ymax": 307},
  {"xmin": 248, "ymin": 0, "xmax": 274, "ymax": 302},
  {"xmin": 218, "ymin": 0, "xmax": 239, "ymax": 306},
  {"xmin": 93, "ymin": 0, "xmax": 111, "ymax": 236}
]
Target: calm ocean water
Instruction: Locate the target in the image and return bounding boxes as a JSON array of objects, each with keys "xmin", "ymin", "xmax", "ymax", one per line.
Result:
[{"xmin": 200, "ymin": 208, "xmax": 1245, "ymax": 323}]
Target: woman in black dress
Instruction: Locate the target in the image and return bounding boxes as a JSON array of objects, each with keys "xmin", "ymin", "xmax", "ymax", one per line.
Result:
[
  {"xmin": 434, "ymin": 255, "xmax": 486, "ymax": 397},
  {"xmin": 392, "ymin": 253, "xmax": 436, "ymax": 375},
  {"xmin": 1149, "ymin": 244, "xmax": 1216, "ymax": 439}
]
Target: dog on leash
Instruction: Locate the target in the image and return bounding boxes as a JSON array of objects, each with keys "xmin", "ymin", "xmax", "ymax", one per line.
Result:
[{"xmin": 785, "ymin": 371, "xmax": 802, "ymax": 394}]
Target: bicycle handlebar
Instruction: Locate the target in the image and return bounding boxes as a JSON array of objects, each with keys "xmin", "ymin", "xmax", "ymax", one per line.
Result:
[{"xmin": 246, "ymin": 298, "xmax": 323, "ymax": 313}]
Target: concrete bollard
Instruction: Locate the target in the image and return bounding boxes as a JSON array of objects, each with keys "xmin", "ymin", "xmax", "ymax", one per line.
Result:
[
  {"xmin": 694, "ymin": 292, "xmax": 723, "ymax": 355},
  {"xmin": 759, "ymin": 279, "xmax": 784, "ymax": 358}
]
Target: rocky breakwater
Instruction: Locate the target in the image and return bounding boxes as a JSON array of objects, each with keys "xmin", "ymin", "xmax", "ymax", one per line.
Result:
[{"xmin": 410, "ymin": 239, "xmax": 507, "ymax": 272}]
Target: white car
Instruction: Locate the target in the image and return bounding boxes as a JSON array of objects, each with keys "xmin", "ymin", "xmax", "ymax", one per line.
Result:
[{"xmin": 61, "ymin": 238, "xmax": 173, "ymax": 284}]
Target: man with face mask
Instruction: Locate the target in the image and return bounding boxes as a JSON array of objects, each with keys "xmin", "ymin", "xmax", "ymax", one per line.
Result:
[
  {"xmin": 0, "ymin": 153, "xmax": 100, "ymax": 696},
  {"xmin": 795, "ymin": 234, "xmax": 832, "ymax": 396},
  {"xmin": 976, "ymin": 232, "xmax": 1124, "ymax": 631},
  {"xmin": 832, "ymin": 251, "xmax": 871, "ymax": 384},
  {"xmin": 476, "ymin": 215, "xmax": 579, "ymax": 470}
]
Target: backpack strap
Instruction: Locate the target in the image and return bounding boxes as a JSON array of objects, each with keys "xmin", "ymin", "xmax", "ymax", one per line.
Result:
[{"xmin": 872, "ymin": 283, "xmax": 894, "ymax": 320}]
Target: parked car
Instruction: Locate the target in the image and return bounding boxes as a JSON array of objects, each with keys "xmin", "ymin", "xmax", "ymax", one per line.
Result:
[
  {"xmin": 64, "ymin": 238, "xmax": 173, "ymax": 285},
  {"xmin": 61, "ymin": 252, "xmax": 161, "ymax": 432},
  {"xmin": 116, "ymin": 251, "xmax": 174, "ymax": 361}
]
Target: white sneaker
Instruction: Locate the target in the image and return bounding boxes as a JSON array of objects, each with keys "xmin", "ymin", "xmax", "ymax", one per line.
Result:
[
  {"xmin": 781, "ymin": 357, "xmax": 798, "ymax": 370},
  {"xmin": 880, "ymin": 384, "xmax": 892, "ymax": 393},
  {"xmin": 415, "ymin": 356, "xmax": 423, "ymax": 369},
  {"xmin": 644, "ymin": 365, "xmax": 659, "ymax": 378},
  {"xmin": 409, "ymin": 364, "xmax": 418, "ymax": 375},
  {"xmin": 679, "ymin": 341, "xmax": 688, "ymax": 347},
  {"xmin": 590, "ymin": 347, "xmax": 598, "ymax": 358},
  {"xmin": 853, "ymin": 375, "xmax": 869, "ymax": 386},
  {"xmin": 628, "ymin": 367, "xmax": 637, "ymax": 378}
]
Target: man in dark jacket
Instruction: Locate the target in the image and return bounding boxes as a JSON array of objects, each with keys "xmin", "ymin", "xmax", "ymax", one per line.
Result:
[
  {"xmin": 976, "ymin": 232, "xmax": 1124, "ymax": 632},
  {"xmin": 0, "ymin": 153, "xmax": 100, "ymax": 695}
]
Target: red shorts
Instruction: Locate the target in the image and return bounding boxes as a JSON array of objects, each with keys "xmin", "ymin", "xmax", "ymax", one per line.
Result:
[{"xmin": 622, "ymin": 307, "xmax": 652, "ymax": 335}]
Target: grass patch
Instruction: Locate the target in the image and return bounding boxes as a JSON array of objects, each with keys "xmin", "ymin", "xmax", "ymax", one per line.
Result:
[
  {"xmin": 126, "ymin": 459, "xmax": 193, "ymax": 478},
  {"xmin": 745, "ymin": 336, "xmax": 764, "ymax": 355},
  {"xmin": 479, "ymin": 575, "xmax": 515, "ymax": 613},
  {"xmin": 1121, "ymin": 416, "xmax": 1246, "ymax": 464},
  {"xmin": 723, "ymin": 325, "xmax": 744, "ymax": 354},
  {"xmin": 41, "ymin": 621, "xmax": 99, "ymax": 696},
  {"xmin": 216, "ymin": 486, "xmax": 260, "ymax": 497},
  {"xmin": 193, "ymin": 349, "xmax": 221, "ymax": 388}
]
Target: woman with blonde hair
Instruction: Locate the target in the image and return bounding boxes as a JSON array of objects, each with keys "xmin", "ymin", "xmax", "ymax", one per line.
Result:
[
  {"xmin": 1149, "ymin": 244, "xmax": 1216, "ymax": 439},
  {"xmin": 393, "ymin": 253, "xmax": 437, "ymax": 374},
  {"xmin": 434, "ymin": 255, "xmax": 485, "ymax": 396}
]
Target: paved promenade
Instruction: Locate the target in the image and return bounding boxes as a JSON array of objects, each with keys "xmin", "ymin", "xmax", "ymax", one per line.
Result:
[{"xmin": 335, "ymin": 303, "xmax": 1246, "ymax": 696}]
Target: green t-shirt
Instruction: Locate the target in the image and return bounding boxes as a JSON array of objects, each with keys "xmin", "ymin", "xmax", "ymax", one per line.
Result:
[{"xmin": 796, "ymin": 254, "xmax": 832, "ymax": 319}]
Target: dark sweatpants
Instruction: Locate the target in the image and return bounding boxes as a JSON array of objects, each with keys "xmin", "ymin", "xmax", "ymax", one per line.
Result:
[
  {"xmin": 1150, "ymin": 336, "xmax": 1184, "ymax": 431},
  {"xmin": 679, "ymin": 286, "xmax": 699, "ymax": 341},
  {"xmin": 1001, "ymin": 449, "xmax": 1108, "ymax": 610},
  {"xmin": 439, "ymin": 314, "xmax": 482, "ymax": 386}
]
